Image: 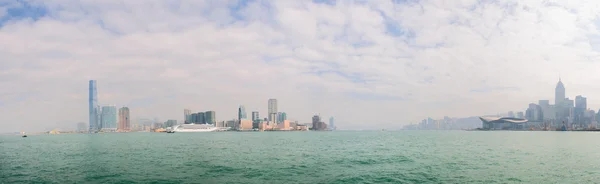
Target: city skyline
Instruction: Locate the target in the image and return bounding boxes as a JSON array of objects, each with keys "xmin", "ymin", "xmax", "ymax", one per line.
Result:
[{"xmin": 6, "ymin": 1, "xmax": 600, "ymax": 132}]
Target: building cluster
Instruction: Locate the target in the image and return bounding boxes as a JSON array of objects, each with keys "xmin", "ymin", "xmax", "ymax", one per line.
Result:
[
  {"xmin": 184, "ymin": 109, "xmax": 216, "ymax": 124},
  {"xmin": 87, "ymin": 80, "xmax": 335, "ymax": 133},
  {"xmin": 312, "ymin": 115, "xmax": 328, "ymax": 131},
  {"xmin": 218, "ymin": 99, "xmax": 310, "ymax": 131},
  {"xmin": 516, "ymin": 78, "xmax": 599, "ymax": 130},
  {"xmin": 403, "ymin": 116, "xmax": 482, "ymax": 130},
  {"xmin": 88, "ymin": 80, "xmax": 131, "ymax": 133},
  {"xmin": 407, "ymin": 78, "xmax": 600, "ymax": 131},
  {"xmin": 184, "ymin": 98, "xmax": 333, "ymax": 131}
]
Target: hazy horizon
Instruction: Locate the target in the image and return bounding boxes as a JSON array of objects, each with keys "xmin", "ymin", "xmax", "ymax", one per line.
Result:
[{"xmin": 3, "ymin": 0, "xmax": 600, "ymax": 132}]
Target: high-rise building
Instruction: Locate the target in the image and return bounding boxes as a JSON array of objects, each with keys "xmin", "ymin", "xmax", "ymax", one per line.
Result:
[
  {"xmin": 252, "ymin": 111, "xmax": 259, "ymax": 122},
  {"xmin": 277, "ymin": 112, "xmax": 283, "ymax": 123},
  {"xmin": 575, "ymin": 95, "xmax": 587, "ymax": 127},
  {"xmin": 205, "ymin": 111, "xmax": 216, "ymax": 124},
  {"xmin": 88, "ymin": 80, "xmax": 100, "ymax": 133},
  {"xmin": 190, "ymin": 113, "xmax": 198, "ymax": 123},
  {"xmin": 575, "ymin": 95, "xmax": 587, "ymax": 109},
  {"xmin": 329, "ymin": 117, "xmax": 335, "ymax": 130},
  {"xmin": 197, "ymin": 112, "xmax": 205, "ymax": 124},
  {"xmin": 101, "ymin": 105, "xmax": 117, "ymax": 131},
  {"xmin": 184, "ymin": 109, "xmax": 192, "ymax": 124},
  {"xmin": 268, "ymin": 99, "xmax": 277, "ymax": 121},
  {"xmin": 555, "ymin": 78, "xmax": 565, "ymax": 106},
  {"xmin": 239, "ymin": 105, "xmax": 247, "ymax": 120},
  {"xmin": 312, "ymin": 115, "xmax": 327, "ymax": 131},
  {"xmin": 118, "ymin": 107, "xmax": 130, "ymax": 132},
  {"xmin": 281, "ymin": 112, "xmax": 287, "ymax": 122}
]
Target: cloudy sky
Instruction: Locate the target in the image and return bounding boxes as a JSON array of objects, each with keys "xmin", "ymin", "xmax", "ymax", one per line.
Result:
[{"xmin": 2, "ymin": 0, "xmax": 600, "ymax": 132}]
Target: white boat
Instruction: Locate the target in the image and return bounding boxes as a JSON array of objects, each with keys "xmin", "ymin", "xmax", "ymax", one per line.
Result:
[{"xmin": 172, "ymin": 124, "xmax": 218, "ymax": 132}]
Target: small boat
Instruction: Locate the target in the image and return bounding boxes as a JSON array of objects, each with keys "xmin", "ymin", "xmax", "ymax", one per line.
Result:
[
  {"xmin": 166, "ymin": 127, "xmax": 175, "ymax": 133},
  {"xmin": 21, "ymin": 131, "xmax": 27, "ymax": 137}
]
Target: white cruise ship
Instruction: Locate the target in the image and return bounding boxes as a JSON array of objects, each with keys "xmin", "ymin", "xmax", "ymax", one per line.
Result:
[{"xmin": 172, "ymin": 124, "xmax": 219, "ymax": 132}]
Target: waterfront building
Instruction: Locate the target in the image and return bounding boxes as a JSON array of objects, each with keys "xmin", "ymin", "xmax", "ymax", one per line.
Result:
[
  {"xmin": 479, "ymin": 117, "xmax": 528, "ymax": 130},
  {"xmin": 268, "ymin": 99, "xmax": 277, "ymax": 122},
  {"xmin": 574, "ymin": 95, "xmax": 588, "ymax": 128},
  {"xmin": 252, "ymin": 111, "xmax": 259, "ymax": 122},
  {"xmin": 118, "ymin": 107, "xmax": 130, "ymax": 132},
  {"xmin": 253, "ymin": 119, "xmax": 263, "ymax": 129},
  {"xmin": 197, "ymin": 112, "xmax": 205, "ymax": 124},
  {"xmin": 277, "ymin": 112, "xmax": 287, "ymax": 123},
  {"xmin": 184, "ymin": 109, "xmax": 192, "ymax": 124},
  {"xmin": 205, "ymin": 111, "xmax": 216, "ymax": 124},
  {"xmin": 329, "ymin": 117, "xmax": 335, "ymax": 130},
  {"xmin": 277, "ymin": 120, "xmax": 291, "ymax": 130},
  {"xmin": 225, "ymin": 119, "xmax": 236, "ymax": 128},
  {"xmin": 312, "ymin": 115, "xmax": 328, "ymax": 131},
  {"xmin": 101, "ymin": 105, "xmax": 117, "ymax": 132},
  {"xmin": 585, "ymin": 110, "xmax": 596, "ymax": 128},
  {"xmin": 238, "ymin": 119, "xmax": 253, "ymax": 130},
  {"xmin": 258, "ymin": 122, "xmax": 270, "ymax": 131},
  {"xmin": 88, "ymin": 80, "xmax": 100, "ymax": 133},
  {"xmin": 269, "ymin": 113, "xmax": 277, "ymax": 126},
  {"xmin": 525, "ymin": 103, "xmax": 543, "ymax": 122},
  {"xmin": 164, "ymin": 120, "xmax": 177, "ymax": 128},
  {"xmin": 239, "ymin": 106, "xmax": 247, "ymax": 120},
  {"xmin": 190, "ymin": 113, "xmax": 198, "ymax": 124},
  {"xmin": 277, "ymin": 112, "xmax": 282, "ymax": 123}
]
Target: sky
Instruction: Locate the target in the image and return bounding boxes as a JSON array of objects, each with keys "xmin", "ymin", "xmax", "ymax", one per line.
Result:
[{"xmin": 3, "ymin": 0, "xmax": 600, "ymax": 132}]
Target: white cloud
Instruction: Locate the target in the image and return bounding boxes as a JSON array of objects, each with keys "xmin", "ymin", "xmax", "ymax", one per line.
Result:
[{"xmin": 2, "ymin": 0, "xmax": 600, "ymax": 132}]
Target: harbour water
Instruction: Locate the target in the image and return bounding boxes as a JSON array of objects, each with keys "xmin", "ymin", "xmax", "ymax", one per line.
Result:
[{"xmin": 2, "ymin": 131, "xmax": 600, "ymax": 183}]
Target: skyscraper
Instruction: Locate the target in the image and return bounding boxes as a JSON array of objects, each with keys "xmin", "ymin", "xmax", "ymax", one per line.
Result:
[
  {"xmin": 312, "ymin": 115, "xmax": 327, "ymax": 131},
  {"xmin": 101, "ymin": 105, "xmax": 117, "ymax": 132},
  {"xmin": 184, "ymin": 109, "xmax": 192, "ymax": 124},
  {"xmin": 88, "ymin": 80, "xmax": 100, "ymax": 133},
  {"xmin": 252, "ymin": 111, "xmax": 259, "ymax": 121},
  {"xmin": 555, "ymin": 78, "xmax": 565, "ymax": 106},
  {"xmin": 205, "ymin": 111, "xmax": 216, "ymax": 124},
  {"xmin": 197, "ymin": 112, "xmax": 205, "ymax": 124},
  {"xmin": 329, "ymin": 117, "xmax": 335, "ymax": 130},
  {"xmin": 118, "ymin": 107, "xmax": 130, "ymax": 132},
  {"xmin": 277, "ymin": 112, "xmax": 283, "ymax": 123},
  {"xmin": 575, "ymin": 95, "xmax": 587, "ymax": 127},
  {"xmin": 281, "ymin": 112, "xmax": 287, "ymax": 122},
  {"xmin": 238, "ymin": 105, "xmax": 247, "ymax": 120},
  {"xmin": 268, "ymin": 99, "xmax": 277, "ymax": 122}
]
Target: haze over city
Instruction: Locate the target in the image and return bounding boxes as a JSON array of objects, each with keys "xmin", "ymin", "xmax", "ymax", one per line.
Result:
[{"xmin": 3, "ymin": 0, "xmax": 600, "ymax": 132}]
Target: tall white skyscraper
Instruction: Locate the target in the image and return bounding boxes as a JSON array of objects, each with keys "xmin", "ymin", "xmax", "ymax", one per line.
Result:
[
  {"xmin": 268, "ymin": 99, "xmax": 277, "ymax": 114},
  {"xmin": 268, "ymin": 99, "xmax": 278, "ymax": 123}
]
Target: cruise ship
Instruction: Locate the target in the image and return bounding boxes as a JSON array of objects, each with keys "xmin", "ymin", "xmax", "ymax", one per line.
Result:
[{"xmin": 171, "ymin": 124, "xmax": 227, "ymax": 133}]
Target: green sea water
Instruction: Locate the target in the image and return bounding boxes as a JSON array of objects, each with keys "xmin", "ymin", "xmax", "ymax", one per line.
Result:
[{"xmin": 2, "ymin": 131, "xmax": 600, "ymax": 183}]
